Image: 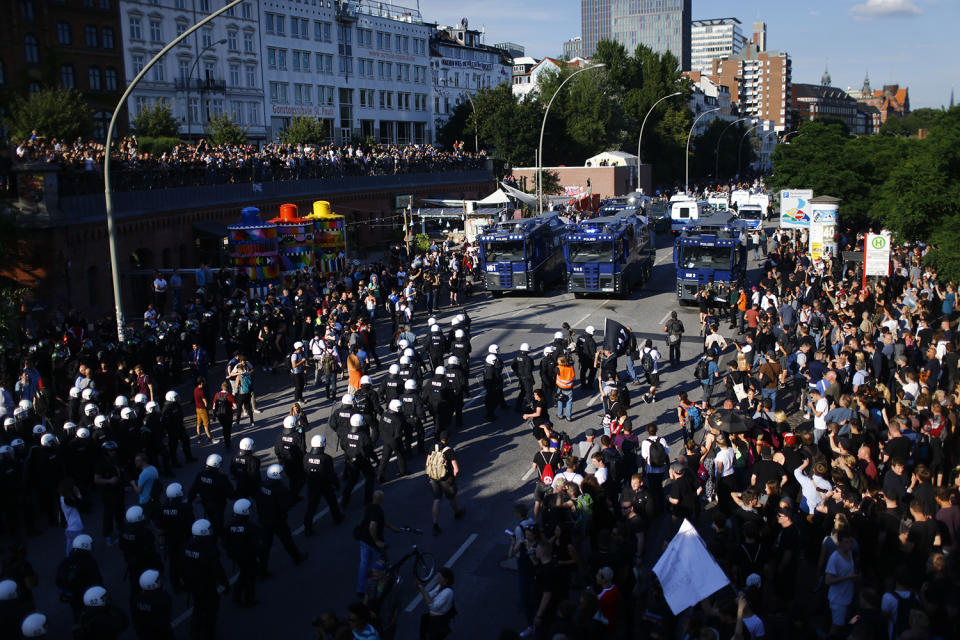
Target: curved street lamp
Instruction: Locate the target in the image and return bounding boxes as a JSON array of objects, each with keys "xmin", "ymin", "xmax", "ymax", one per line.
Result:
[
  {"xmin": 685, "ymin": 107, "xmax": 720, "ymax": 192},
  {"xmin": 636, "ymin": 90, "xmax": 682, "ymax": 168},
  {"xmin": 714, "ymin": 116, "xmax": 752, "ymax": 181},
  {"xmin": 461, "ymin": 91, "xmax": 478, "ymax": 152},
  {"xmin": 103, "ymin": 0, "xmax": 243, "ymax": 341},
  {"xmin": 537, "ymin": 63, "xmax": 605, "ymax": 214}
]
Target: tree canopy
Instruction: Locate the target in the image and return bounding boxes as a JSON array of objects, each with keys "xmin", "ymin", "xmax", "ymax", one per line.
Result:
[
  {"xmin": 131, "ymin": 101, "xmax": 179, "ymax": 138},
  {"xmin": 277, "ymin": 117, "xmax": 329, "ymax": 146},
  {"xmin": 206, "ymin": 113, "xmax": 248, "ymax": 147},
  {"xmin": 5, "ymin": 87, "xmax": 93, "ymax": 142}
]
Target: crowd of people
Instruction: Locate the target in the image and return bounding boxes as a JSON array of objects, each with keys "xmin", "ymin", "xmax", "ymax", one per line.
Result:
[
  {"xmin": 11, "ymin": 134, "xmax": 487, "ymax": 196},
  {"xmin": 0, "ymin": 195, "xmax": 959, "ymax": 640}
]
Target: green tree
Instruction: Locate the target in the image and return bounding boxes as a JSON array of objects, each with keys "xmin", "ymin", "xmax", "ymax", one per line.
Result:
[
  {"xmin": 438, "ymin": 101, "xmax": 473, "ymax": 150},
  {"xmin": 5, "ymin": 87, "xmax": 92, "ymax": 142},
  {"xmin": 880, "ymin": 107, "xmax": 943, "ymax": 137},
  {"xmin": 206, "ymin": 112, "xmax": 248, "ymax": 146},
  {"xmin": 131, "ymin": 101, "xmax": 179, "ymax": 138},
  {"xmin": 277, "ymin": 117, "xmax": 329, "ymax": 146},
  {"xmin": 689, "ymin": 118, "xmax": 755, "ymax": 184}
]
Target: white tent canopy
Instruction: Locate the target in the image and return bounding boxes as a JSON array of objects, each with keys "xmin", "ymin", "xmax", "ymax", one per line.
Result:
[
  {"xmin": 585, "ymin": 150, "xmax": 638, "ymax": 167},
  {"xmin": 499, "ymin": 182, "xmax": 538, "ymax": 208},
  {"xmin": 420, "ymin": 188, "xmax": 519, "ymax": 210},
  {"xmin": 476, "ymin": 189, "xmax": 512, "ymax": 205}
]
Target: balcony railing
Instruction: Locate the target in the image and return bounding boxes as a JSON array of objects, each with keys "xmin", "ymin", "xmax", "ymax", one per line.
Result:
[{"xmin": 174, "ymin": 78, "xmax": 227, "ymax": 91}]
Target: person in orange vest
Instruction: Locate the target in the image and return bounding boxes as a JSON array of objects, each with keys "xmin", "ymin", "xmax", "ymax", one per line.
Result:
[
  {"xmin": 554, "ymin": 355, "xmax": 576, "ymax": 422},
  {"xmin": 736, "ymin": 287, "xmax": 749, "ymax": 335}
]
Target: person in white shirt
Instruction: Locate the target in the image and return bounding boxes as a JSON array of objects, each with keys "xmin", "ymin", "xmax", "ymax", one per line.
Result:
[
  {"xmin": 591, "ymin": 452, "xmax": 608, "ymax": 485},
  {"xmin": 558, "ymin": 457, "xmax": 583, "ymax": 486},
  {"xmin": 809, "ymin": 388, "xmax": 829, "ymax": 442},
  {"xmin": 417, "ymin": 567, "xmax": 455, "ymax": 638},
  {"xmin": 794, "ymin": 458, "xmax": 833, "ymax": 514}
]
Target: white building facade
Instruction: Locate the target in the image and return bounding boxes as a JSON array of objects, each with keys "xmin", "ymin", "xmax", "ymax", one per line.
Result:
[
  {"xmin": 690, "ymin": 18, "xmax": 744, "ymax": 75},
  {"xmin": 118, "ymin": 0, "xmax": 268, "ymax": 140},
  {"xmin": 259, "ymin": 0, "xmax": 433, "ymax": 144},
  {"xmin": 430, "ymin": 25, "xmax": 512, "ymax": 134}
]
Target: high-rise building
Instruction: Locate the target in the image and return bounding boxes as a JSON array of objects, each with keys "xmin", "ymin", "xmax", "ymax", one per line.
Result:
[
  {"xmin": 580, "ymin": 0, "xmax": 611, "ymax": 58},
  {"xmin": 0, "ymin": 0, "xmax": 127, "ymax": 140},
  {"xmin": 709, "ymin": 42, "xmax": 792, "ymax": 130},
  {"xmin": 690, "ymin": 18, "xmax": 745, "ymax": 74},
  {"xmin": 563, "ymin": 36, "xmax": 584, "ymax": 60},
  {"xmin": 610, "ymin": 0, "xmax": 691, "ymax": 70},
  {"xmin": 494, "ymin": 42, "xmax": 525, "ymax": 59}
]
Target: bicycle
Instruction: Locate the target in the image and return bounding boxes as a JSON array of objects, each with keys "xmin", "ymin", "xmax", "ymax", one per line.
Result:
[{"xmin": 387, "ymin": 527, "xmax": 436, "ymax": 584}]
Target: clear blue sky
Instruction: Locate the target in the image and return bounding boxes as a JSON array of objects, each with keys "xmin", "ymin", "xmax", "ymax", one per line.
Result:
[{"xmin": 417, "ymin": 0, "xmax": 957, "ymax": 109}]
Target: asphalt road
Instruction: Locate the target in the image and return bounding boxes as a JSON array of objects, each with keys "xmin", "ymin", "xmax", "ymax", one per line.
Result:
[{"xmin": 21, "ymin": 226, "xmax": 769, "ymax": 639}]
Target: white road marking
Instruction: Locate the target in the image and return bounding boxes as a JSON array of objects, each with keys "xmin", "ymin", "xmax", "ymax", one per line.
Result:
[
  {"xmin": 571, "ymin": 299, "xmax": 611, "ymax": 329},
  {"xmin": 658, "ymin": 311, "xmax": 672, "ymax": 326},
  {"xmin": 404, "ymin": 533, "xmax": 479, "ymax": 613},
  {"xmin": 521, "ymin": 465, "xmax": 536, "ymax": 481}
]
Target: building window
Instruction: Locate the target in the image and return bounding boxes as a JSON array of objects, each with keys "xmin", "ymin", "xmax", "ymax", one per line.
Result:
[
  {"xmin": 152, "ymin": 60, "xmax": 164, "ymax": 82},
  {"xmin": 129, "ymin": 16, "xmax": 142, "ymax": 41},
  {"xmin": 174, "ymin": 0, "xmax": 185, "ymax": 8},
  {"xmin": 201, "ymin": 27, "xmax": 212, "ymax": 48},
  {"xmin": 243, "ymin": 32, "xmax": 254, "ymax": 53},
  {"xmin": 241, "ymin": 2, "xmax": 251, "ymax": 19},
  {"xmin": 277, "ymin": 49, "xmax": 287, "ymax": 71},
  {"xmin": 20, "ymin": 1, "xmax": 35, "ymax": 22},
  {"xmin": 198, "ymin": 0, "xmax": 210, "ymax": 11},
  {"xmin": 246, "ymin": 102, "xmax": 258, "ymax": 125},
  {"xmin": 57, "ymin": 22, "xmax": 72, "ymax": 45},
  {"xmin": 88, "ymin": 66, "xmax": 101, "ymax": 90},
  {"xmin": 338, "ymin": 56, "xmax": 352, "ymax": 75},
  {"xmin": 317, "ymin": 85, "xmax": 334, "ymax": 105},
  {"xmin": 84, "ymin": 25, "xmax": 98, "ymax": 48},
  {"xmin": 227, "ymin": 30, "xmax": 238, "ymax": 51},
  {"xmin": 269, "ymin": 81, "xmax": 288, "ymax": 104},
  {"xmin": 24, "ymin": 36, "xmax": 39, "ymax": 64},
  {"xmin": 245, "ymin": 65, "xmax": 255, "ymax": 88},
  {"xmin": 291, "ymin": 17, "xmax": 308, "ymax": 39},
  {"xmin": 149, "ymin": 19, "xmax": 162, "ymax": 43},
  {"xmin": 105, "ymin": 67, "xmax": 118, "ymax": 91},
  {"xmin": 294, "ymin": 83, "xmax": 311, "ymax": 105},
  {"xmin": 178, "ymin": 59, "xmax": 189, "ymax": 82},
  {"xmin": 132, "ymin": 54, "xmax": 145, "ymax": 75},
  {"xmin": 102, "ymin": 27, "xmax": 115, "ymax": 49},
  {"xmin": 60, "ymin": 64, "xmax": 75, "ymax": 88},
  {"xmin": 316, "ymin": 53, "xmax": 332, "ymax": 74},
  {"xmin": 229, "ymin": 63, "xmax": 239, "ymax": 86}
]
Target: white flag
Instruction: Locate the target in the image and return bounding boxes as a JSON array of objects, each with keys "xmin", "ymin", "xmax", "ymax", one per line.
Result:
[{"xmin": 652, "ymin": 519, "xmax": 730, "ymax": 615}]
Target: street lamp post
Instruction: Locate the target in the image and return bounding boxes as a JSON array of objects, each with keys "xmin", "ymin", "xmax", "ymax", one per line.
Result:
[
  {"xmin": 104, "ymin": 0, "xmax": 242, "ymax": 342},
  {"xmin": 462, "ymin": 92, "xmax": 478, "ymax": 152},
  {"xmin": 537, "ymin": 63, "xmax": 605, "ymax": 215},
  {"xmin": 637, "ymin": 91, "xmax": 682, "ymax": 165},
  {"xmin": 685, "ymin": 107, "xmax": 720, "ymax": 192},
  {"xmin": 760, "ymin": 130, "xmax": 778, "ymax": 172},
  {"xmin": 714, "ymin": 116, "xmax": 752, "ymax": 181},
  {"xmin": 737, "ymin": 124, "xmax": 760, "ymax": 177},
  {"xmin": 186, "ymin": 38, "xmax": 227, "ymax": 141}
]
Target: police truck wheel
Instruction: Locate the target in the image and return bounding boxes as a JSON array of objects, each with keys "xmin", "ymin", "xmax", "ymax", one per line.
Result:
[{"xmin": 490, "ymin": 290, "xmax": 503, "ymax": 298}]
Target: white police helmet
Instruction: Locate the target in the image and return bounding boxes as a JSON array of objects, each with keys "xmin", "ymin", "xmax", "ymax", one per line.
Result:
[
  {"xmin": 76, "ymin": 427, "xmax": 90, "ymax": 439},
  {"xmin": 125, "ymin": 506, "xmax": 145, "ymax": 524},
  {"xmin": 69, "ymin": 387, "xmax": 81, "ymax": 399},
  {"xmin": 388, "ymin": 399, "xmax": 403, "ymax": 413},
  {"xmin": 114, "ymin": 395, "xmax": 128, "ymax": 408},
  {"xmin": 0, "ymin": 445, "xmax": 13, "ymax": 460},
  {"xmin": 94, "ymin": 415, "xmax": 107, "ymax": 428},
  {"xmin": 456, "ymin": 314, "xmax": 466, "ymax": 323},
  {"xmin": 3, "ymin": 417, "xmax": 13, "ymax": 430},
  {"xmin": 447, "ymin": 356, "xmax": 459, "ymax": 367},
  {"xmin": 0, "ymin": 579, "xmax": 17, "ymax": 600},
  {"xmin": 430, "ymin": 324, "xmax": 440, "ymax": 333},
  {"xmin": 389, "ymin": 364, "xmax": 400, "ymax": 375},
  {"xmin": 342, "ymin": 394, "xmax": 354, "ymax": 405},
  {"xmin": 120, "ymin": 407, "xmax": 135, "ymax": 420},
  {"xmin": 399, "ymin": 356, "xmax": 411, "ymax": 366},
  {"xmin": 84, "ymin": 403, "xmax": 98, "ymax": 416},
  {"xmin": 233, "ymin": 498, "xmax": 252, "ymax": 516},
  {"xmin": 435, "ymin": 366, "xmax": 445, "ymax": 376},
  {"xmin": 191, "ymin": 519, "xmax": 212, "ymax": 536},
  {"xmin": 239, "ymin": 438, "xmax": 254, "ymax": 452},
  {"xmin": 404, "ymin": 379, "xmax": 417, "ymax": 391},
  {"xmin": 451, "ymin": 317, "xmax": 460, "ymax": 326},
  {"xmin": 486, "ymin": 354, "xmax": 498, "ymax": 365},
  {"xmin": 40, "ymin": 434, "xmax": 57, "ymax": 447},
  {"xmin": 520, "ymin": 343, "xmax": 530, "ymax": 352},
  {"xmin": 164, "ymin": 390, "xmax": 178, "ymax": 403},
  {"xmin": 133, "ymin": 393, "xmax": 147, "ymax": 405},
  {"xmin": 139, "ymin": 569, "xmax": 161, "ymax": 591},
  {"xmin": 32, "ymin": 424, "xmax": 46, "ymax": 436},
  {"xmin": 72, "ymin": 534, "xmax": 93, "ymax": 551},
  {"xmin": 454, "ymin": 329, "xmax": 464, "ymax": 339},
  {"xmin": 427, "ymin": 317, "xmax": 437, "ymax": 326},
  {"xmin": 81, "ymin": 388, "xmax": 94, "ymax": 401},
  {"xmin": 310, "ymin": 435, "xmax": 326, "ymax": 448},
  {"xmin": 83, "ymin": 586, "xmax": 108, "ymax": 607},
  {"xmin": 585, "ymin": 325, "xmax": 596, "ymax": 335},
  {"xmin": 350, "ymin": 414, "xmax": 364, "ymax": 428},
  {"xmin": 63, "ymin": 421, "xmax": 76, "ymax": 433},
  {"xmin": 397, "ymin": 339, "xmax": 410, "ymax": 350},
  {"xmin": 145, "ymin": 401, "xmax": 159, "ymax": 414},
  {"xmin": 166, "ymin": 482, "xmax": 184, "ymax": 499},
  {"xmin": 544, "ymin": 346, "xmax": 554, "ymax": 354},
  {"xmin": 360, "ymin": 375, "xmax": 372, "ymax": 386},
  {"xmin": 282, "ymin": 416, "xmax": 297, "ymax": 430},
  {"xmin": 488, "ymin": 344, "xmax": 499, "ymax": 354},
  {"xmin": 403, "ymin": 348, "xmax": 414, "ymax": 358},
  {"xmin": 266, "ymin": 464, "xmax": 283, "ymax": 479},
  {"xmin": 554, "ymin": 331, "xmax": 564, "ymax": 340},
  {"xmin": 205, "ymin": 453, "xmax": 223, "ymax": 469},
  {"xmin": 20, "ymin": 612, "xmax": 47, "ymax": 638}
]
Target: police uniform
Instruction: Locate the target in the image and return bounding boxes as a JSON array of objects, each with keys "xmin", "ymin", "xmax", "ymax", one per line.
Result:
[{"xmin": 302, "ymin": 447, "xmax": 342, "ymax": 533}]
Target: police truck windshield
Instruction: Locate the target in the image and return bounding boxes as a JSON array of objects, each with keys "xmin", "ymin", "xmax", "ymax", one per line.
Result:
[
  {"xmin": 483, "ymin": 241, "xmax": 524, "ymax": 263},
  {"xmin": 680, "ymin": 246, "xmax": 732, "ymax": 269},
  {"xmin": 568, "ymin": 241, "xmax": 613, "ymax": 263}
]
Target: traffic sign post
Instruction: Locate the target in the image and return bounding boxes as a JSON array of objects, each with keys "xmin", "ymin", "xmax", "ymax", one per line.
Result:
[{"xmin": 863, "ymin": 231, "xmax": 892, "ymax": 288}]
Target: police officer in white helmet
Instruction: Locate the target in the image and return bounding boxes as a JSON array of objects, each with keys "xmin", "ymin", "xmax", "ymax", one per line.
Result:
[
  {"xmin": 302, "ymin": 435, "xmax": 343, "ymax": 534},
  {"xmin": 482, "ymin": 345, "xmax": 506, "ymax": 421},
  {"xmin": 131, "ymin": 568, "xmax": 173, "ymax": 638}
]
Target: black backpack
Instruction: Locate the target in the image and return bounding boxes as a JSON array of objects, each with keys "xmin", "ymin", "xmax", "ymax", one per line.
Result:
[
  {"xmin": 695, "ymin": 358, "xmax": 710, "ymax": 381},
  {"xmin": 892, "ymin": 591, "xmax": 921, "ymax": 638},
  {"xmin": 648, "ymin": 438, "xmax": 669, "ymax": 467}
]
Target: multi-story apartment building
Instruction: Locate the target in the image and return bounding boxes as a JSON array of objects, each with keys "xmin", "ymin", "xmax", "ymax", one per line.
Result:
[
  {"xmin": 260, "ymin": 0, "xmax": 432, "ymax": 144},
  {"xmin": 430, "ymin": 24, "xmax": 511, "ymax": 137},
  {"xmin": 117, "ymin": 0, "xmax": 266, "ymax": 140},
  {"xmin": 0, "ymin": 0, "xmax": 127, "ymax": 139},
  {"xmin": 610, "ymin": 0, "xmax": 691, "ymax": 70},
  {"xmin": 690, "ymin": 18, "xmax": 744, "ymax": 74},
  {"xmin": 708, "ymin": 24, "xmax": 792, "ymax": 130}
]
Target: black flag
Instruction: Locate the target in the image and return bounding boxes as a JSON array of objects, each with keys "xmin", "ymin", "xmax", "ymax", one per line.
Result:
[{"xmin": 603, "ymin": 318, "xmax": 630, "ymax": 357}]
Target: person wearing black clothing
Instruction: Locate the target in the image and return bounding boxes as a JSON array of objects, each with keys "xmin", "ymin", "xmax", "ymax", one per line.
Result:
[
  {"xmin": 54, "ymin": 535, "xmax": 102, "ymax": 620},
  {"xmin": 73, "ymin": 588, "xmax": 129, "ymax": 640},
  {"xmin": 93, "ymin": 442, "xmax": 126, "ymax": 544},
  {"xmin": 882, "ymin": 458, "xmax": 910, "ymax": 507},
  {"xmin": 377, "ymin": 400, "xmax": 408, "ymax": 481},
  {"xmin": 181, "ymin": 519, "xmax": 230, "ymax": 640},
  {"xmin": 188, "ymin": 454, "xmax": 236, "ymax": 537},
  {"xmin": 512, "ymin": 343, "xmax": 536, "ymax": 412},
  {"xmin": 667, "ymin": 462, "xmax": 699, "ymax": 530},
  {"xmin": 577, "ymin": 327, "xmax": 598, "ymax": 388},
  {"xmin": 531, "ymin": 439, "xmax": 562, "ymax": 521},
  {"xmin": 483, "ymin": 348, "xmax": 506, "ymax": 421},
  {"xmin": 161, "ymin": 392, "xmax": 194, "ymax": 466},
  {"xmin": 229, "ymin": 438, "xmax": 261, "ymax": 499},
  {"xmin": 131, "ymin": 570, "xmax": 173, "ymax": 640},
  {"xmin": 342, "ymin": 415, "xmax": 377, "ymax": 508},
  {"xmin": 539, "ymin": 347, "xmax": 557, "ymax": 405},
  {"xmin": 400, "ymin": 380, "xmax": 428, "ymax": 456},
  {"xmin": 664, "ymin": 312, "xmax": 685, "ymax": 368},
  {"xmin": 153, "ymin": 483, "xmax": 190, "ymax": 593},
  {"xmin": 223, "ymin": 499, "xmax": 261, "ymax": 608},
  {"xmin": 257, "ymin": 464, "xmax": 308, "ymax": 571},
  {"xmin": 118, "ymin": 507, "xmax": 161, "ymax": 593},
  {"xmin": 303, "ymin": 435, "xmax": 343, "ymax": 534},
  {"xmin": 523, "ymin": 390, "xmax": 551, "ymax": 441},
  {"xmin": 274, "ymin": 418, "xmax": 306, "ymax": 499},
  {"xmin": 423, "ymin": 368, "xmax": 454, "ymax": 436},
  {"xmin": 444, "ymin": 357, "xmax": 467, "ymax": 428}
]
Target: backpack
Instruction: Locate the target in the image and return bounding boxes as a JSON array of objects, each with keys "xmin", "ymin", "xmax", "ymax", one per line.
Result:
[
  {"xmin": 667, "ymin": 332, "xmax": 680, "ymax": 345},
  {"xmin": 212, "ymin": 392, "xmax": 229, "ymax": 417},
  {"xmin": 321, "ymin": 352, "xmax": 336, "ymax": 374},
  {"xmin": 641, "ymin": 350, "xmax": 654, "ymax": 373},
  {"xmin": 695, "ymin": 358, "xmax": 711, "ymax": 381},
  {"xmin": 686, "ymin": 404, "xmax": 703, "ymax": 432},
  {"xmin": 425, "ymin": 445, "xmax": 451, "ymax": 481},
  {"xmin": 574, "ymin": 493, "xmax": 593, "ymax": 533},
  {"xmin": 537, "ymin": 452, "xmax": 555, "ymax": 485},
  {"xmin": 733, "ymin": 442, "xmax": 749, "ymax": 468},
  {"xmin": 647, "ymin": 438, "xmax": 669, "ymax": 467},
  {"xmin": 892, "ymin": 591, "xmax": 922, "ymax": 638}
]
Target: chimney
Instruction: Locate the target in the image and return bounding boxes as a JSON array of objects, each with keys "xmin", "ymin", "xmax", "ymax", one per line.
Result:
[{"xmin": 752, "ymin": 22, "xmax": 766, "ymax": 52}]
